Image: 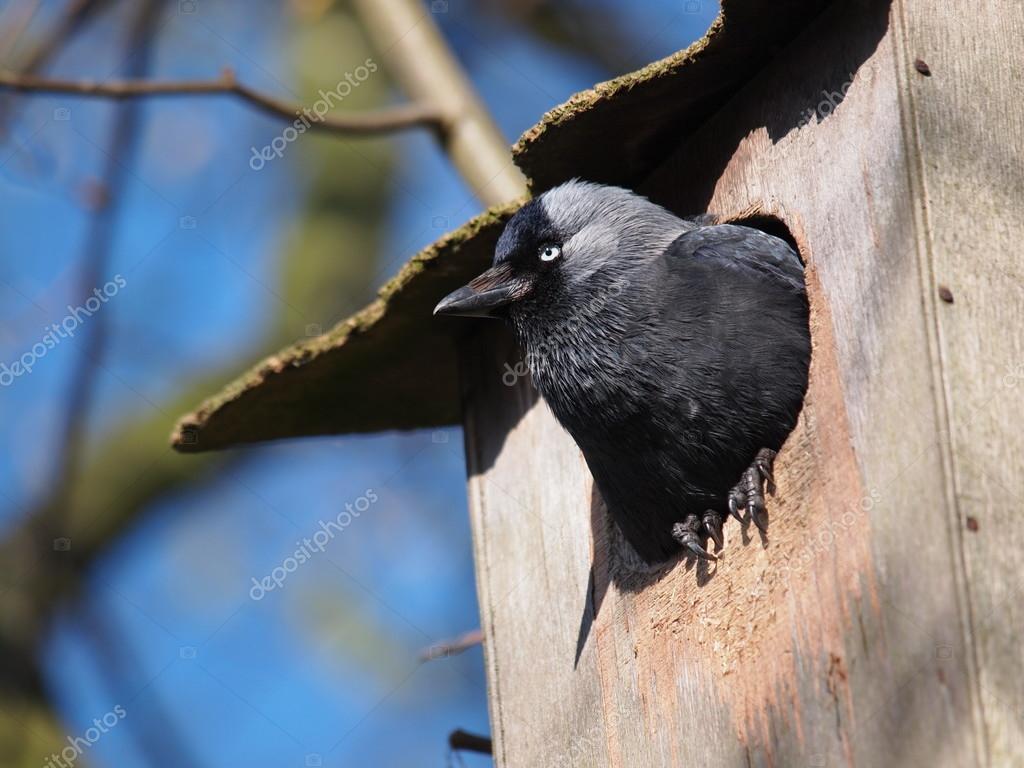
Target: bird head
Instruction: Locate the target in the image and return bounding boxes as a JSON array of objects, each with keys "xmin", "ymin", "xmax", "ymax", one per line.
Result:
[{"xmin": 433, "ymin": 180, "xmax": 685, "ymax": 321}]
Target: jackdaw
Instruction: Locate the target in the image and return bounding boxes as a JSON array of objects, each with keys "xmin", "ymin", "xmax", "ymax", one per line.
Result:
[{"xmin": 435, "ymin": 180, "xmax": 810, "ymax": 564}]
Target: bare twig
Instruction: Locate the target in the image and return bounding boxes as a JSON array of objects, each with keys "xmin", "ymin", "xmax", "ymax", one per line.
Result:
[
  {"xmin": 419, "ymin": 628, "xmax": 483, "ymax": 661},
  {"xmin": 448, "ymin": 729, "xmax": 493, "ymax": 755},
  {"xmin": 0, "ymin": 68, "xmax": 447, "ymax": 136}
]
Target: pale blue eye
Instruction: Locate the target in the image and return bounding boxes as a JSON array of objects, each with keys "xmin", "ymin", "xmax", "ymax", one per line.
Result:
[{"xmin": 539, "ymin": 244, "xmax": 562, "ymax": 262}]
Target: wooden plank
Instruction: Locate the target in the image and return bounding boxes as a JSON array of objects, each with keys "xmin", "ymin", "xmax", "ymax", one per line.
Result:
[
  {"xmin": 461, "ymin": 325, "xmax": 613, "ymax": 767},
  {"xmin": 461, "ymin": 0, "xmax": 997, "ymax": 764},
  {"xmin": 894, "ymin": 0, "xmax": 1024, "ymax": 762}
]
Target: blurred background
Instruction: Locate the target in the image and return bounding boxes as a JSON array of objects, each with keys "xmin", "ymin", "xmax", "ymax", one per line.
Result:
[{"xmin": 0, "ymin": 1, "xmax": 716, "ymax": 765}]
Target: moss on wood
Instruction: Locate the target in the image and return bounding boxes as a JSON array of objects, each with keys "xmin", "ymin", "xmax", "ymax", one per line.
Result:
[
  {"xmin": 172, "ymin": 200, "xmax": 522, "ymax": 451},
  {"xmin": 173, "ymin": 0, "xmax": 831, "ymax": 452}
]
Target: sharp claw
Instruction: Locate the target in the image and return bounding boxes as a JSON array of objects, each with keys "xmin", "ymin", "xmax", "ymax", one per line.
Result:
[
  {"xmin": 750, "ymin": 506, "xmax": 768, "ymax": 533},
  {"xmin": 703, "ymin": 514, "xmax": 724, "ymax": 550},
  {"xmin": 758, "ymin": 463, "xmax": 776, "ymax": 495},
  {"xmin": 685, "ymin": 540, "xmax": 717, "ymax": 561},
  {"xmin": 756, "ymin": 449, "xmax": 777, "ymax": 495},
  {"xmin": 728, "ymin": 449, "xmax": 777, "ymax": 535},
  {"xmin": 728, "ymin": 493, "xmax": 745, "ymax": 523},
  {"xmin": 672, "ymin": 519, "xmax": 718, "ymax": 561},
  {"xmin": 748, "ymin": 492, "xmax": 766, "ymax": 528}
]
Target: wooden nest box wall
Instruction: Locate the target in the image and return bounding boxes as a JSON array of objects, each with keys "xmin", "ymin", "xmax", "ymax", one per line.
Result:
[{"xmin": 173, "ymin": 0, "xmax": 1024, "ymax": 764}]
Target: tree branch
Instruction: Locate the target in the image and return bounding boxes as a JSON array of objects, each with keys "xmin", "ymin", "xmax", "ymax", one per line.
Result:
[
  {"xmin": 419, "ymin": 628, "xmax": 483, "ymax": 661},
  {"xmin": 448, "ymin": 729, "xmax": 492, "ymax": 756},
  {"xmin": 0, "ymin": 68, "xmax": 448, "ymax": 136},
  {"xmin": 352, "ymin": 0, "xmax": 527, "ymax": 206}
]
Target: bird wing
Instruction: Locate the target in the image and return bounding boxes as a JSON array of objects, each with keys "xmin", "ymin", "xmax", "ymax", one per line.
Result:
[
  {"xmin": 625, "ymin": 221, "xmax": 809, "ymax": 486},
  {"xmin": 666, "ymin": 224, "xmax": 805, "ymax": 295},
  {"xmin": 570, "ymin": 224, "xmax": 810, "ymax": 564}
]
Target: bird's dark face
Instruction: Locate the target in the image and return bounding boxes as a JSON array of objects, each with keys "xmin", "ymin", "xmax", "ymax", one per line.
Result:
[
  {"xmin": 433, "ymin": 180, "xmax": 685, "ymax": 321},
  {"xmin": 432, "ymin": 197, "xmax": 568, "ymax": 319}
]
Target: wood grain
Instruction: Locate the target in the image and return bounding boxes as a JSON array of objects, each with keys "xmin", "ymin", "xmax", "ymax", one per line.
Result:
[
  {"xmin": 895, "ymin": 0, "xmax": 1024, "ymax": 762},
  {"xmin": 461, "ymin": 0, "xmax": 1019, "ymax": 764}
]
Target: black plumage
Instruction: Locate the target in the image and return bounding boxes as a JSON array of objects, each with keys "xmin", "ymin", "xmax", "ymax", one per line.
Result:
[{"xmin": 435, "ymin": 181, "xmax": 810, "ymax": 564}]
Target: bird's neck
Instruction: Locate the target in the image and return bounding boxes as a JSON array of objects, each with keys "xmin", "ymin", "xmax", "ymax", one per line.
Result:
[{"xmin": 510, "ymin": 277, "xmax": 638, "ymax": 416}]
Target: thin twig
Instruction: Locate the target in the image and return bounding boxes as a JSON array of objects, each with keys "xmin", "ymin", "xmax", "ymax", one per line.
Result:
[
  {"xmin": 419, "ymin": 628, "xmax": 483, "ymax": 661},
  {"xmin": 448, "ymin": 729, "xmax": 492, "ymax": 756},
  {"xmin": 0, "ymin": 68, "xmax": 448, "ymax": 136}
]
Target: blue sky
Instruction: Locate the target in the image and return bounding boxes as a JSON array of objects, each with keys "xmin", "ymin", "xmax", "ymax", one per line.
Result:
[{"xmin": 0, "ymin": 1, "xmax": 716, "ymax": 765}]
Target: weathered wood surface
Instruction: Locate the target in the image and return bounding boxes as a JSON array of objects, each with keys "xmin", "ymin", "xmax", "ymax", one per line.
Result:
[
  {"xmin": 895, "ymin": 0, "xmax": 1024, "ymax": 762},
  {"xmin": 461, "ymin": 0, "xmax": 1023, "ymax": 765}
]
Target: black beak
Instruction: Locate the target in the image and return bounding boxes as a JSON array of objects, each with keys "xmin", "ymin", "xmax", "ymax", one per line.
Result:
[{"xmin": 433, "ymin": 264, "xmax": 527, "ymax": 318}]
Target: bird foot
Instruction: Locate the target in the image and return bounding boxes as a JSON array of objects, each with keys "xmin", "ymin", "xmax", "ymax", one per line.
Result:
[
  {"xmin": 673, "ymin": 448, "xmax": 777, "ymax": 559},
  {"xmin": 672, "ymin": 512, "xmax": 724, "ymax": 561},
  {"xmin": 728, "ymin": 448, "xmax": 777, "ymax": 532}
]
